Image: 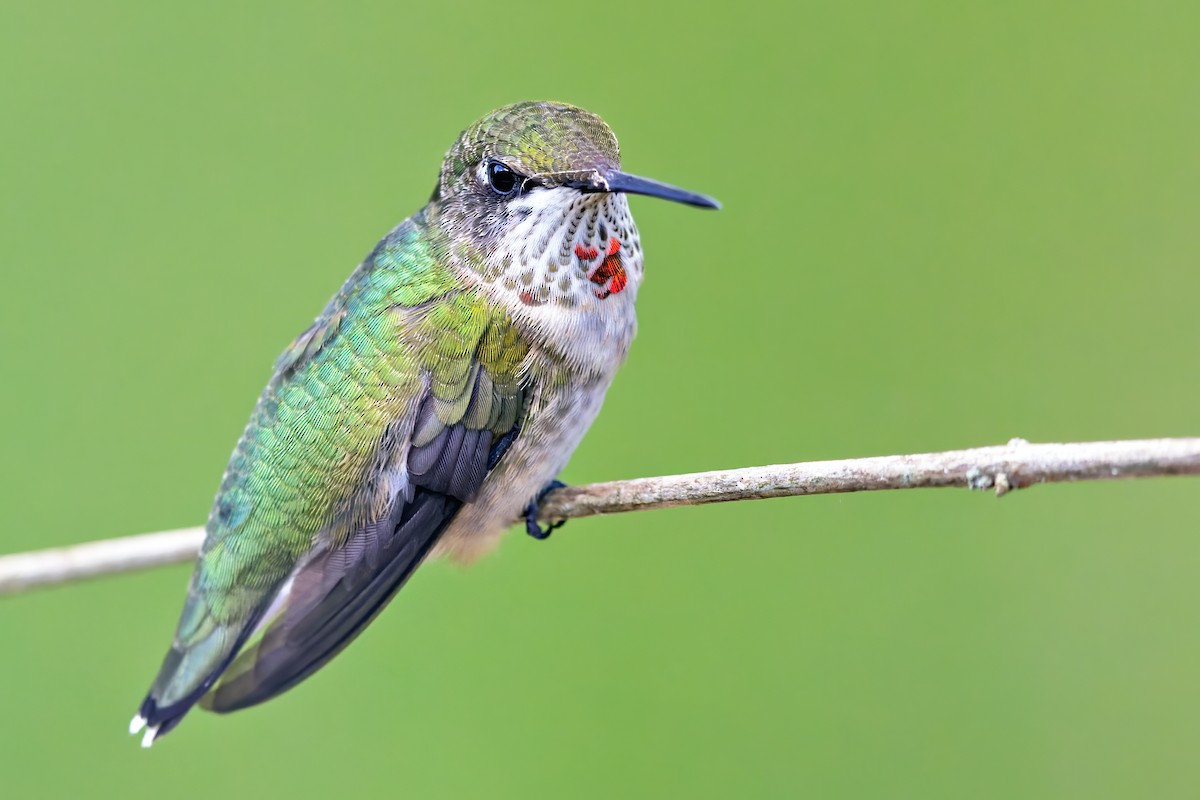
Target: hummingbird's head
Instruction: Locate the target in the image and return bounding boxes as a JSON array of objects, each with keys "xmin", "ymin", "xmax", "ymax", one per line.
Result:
[{"xmin": 429, "ymin": 101, "xmax": 717, "ymax": 310}]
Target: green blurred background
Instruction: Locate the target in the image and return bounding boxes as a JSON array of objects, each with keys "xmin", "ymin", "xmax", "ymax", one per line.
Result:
[{"xmin": 2, "ymin": 1, "xmax": 1198, "ymax": 797}]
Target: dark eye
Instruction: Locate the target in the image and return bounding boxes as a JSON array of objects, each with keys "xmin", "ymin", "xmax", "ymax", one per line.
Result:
[{"xmin": 486, "ymin": 160, "xmax": 521, "ymax": 195}]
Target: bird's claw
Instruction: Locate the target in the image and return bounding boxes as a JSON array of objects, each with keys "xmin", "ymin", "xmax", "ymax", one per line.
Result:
[{"xmin": 525, "ymin": 480, "xmax": 567, "ymax": 540}]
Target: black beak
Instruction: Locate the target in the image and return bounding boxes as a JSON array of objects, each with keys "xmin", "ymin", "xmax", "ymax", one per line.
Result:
[{"xmin": 567, "ymin": 169, "xmax": 720, "ymax": 209}]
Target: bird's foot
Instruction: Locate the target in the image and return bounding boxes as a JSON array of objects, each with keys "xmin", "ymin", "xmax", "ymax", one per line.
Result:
[{"xmin": 525, "ymin": 481, "xmax": 567, "ymax": 540}]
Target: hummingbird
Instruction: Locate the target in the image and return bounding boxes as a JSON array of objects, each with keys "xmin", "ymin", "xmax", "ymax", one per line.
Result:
[{"xmin": 128, "ymin": 101, "xmax": 719, "ymax": 746}]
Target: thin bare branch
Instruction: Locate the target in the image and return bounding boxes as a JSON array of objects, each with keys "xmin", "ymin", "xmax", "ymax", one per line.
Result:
[{"xmin": 2, "ymin": 437, "xmax": 1197, "ymax": 596}]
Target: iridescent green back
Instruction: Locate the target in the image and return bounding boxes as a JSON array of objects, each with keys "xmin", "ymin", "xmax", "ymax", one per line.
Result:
[{"xmin": 145, "ymin": 217, "xmax": 529, "ymax": 718}]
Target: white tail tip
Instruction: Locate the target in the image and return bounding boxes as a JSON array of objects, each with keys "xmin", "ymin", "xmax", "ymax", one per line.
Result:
[
  {"xmin": 141, "ymin": 725, "xmax": 160, "ymax": 749},
  {"xmin": 128, "ymin": 714, "xmax": 147, "ymax": 736}
]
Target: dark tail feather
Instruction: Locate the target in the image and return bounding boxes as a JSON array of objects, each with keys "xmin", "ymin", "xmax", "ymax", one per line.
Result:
[
  {"xmin": 200, "ymin": 490, "xmax": 458, "ymax": 713},
  {"xmin": 130, "ymin": 609, "xmax": 267, "ymax": 746},
  {"xmin": 130, "ymin": 411, "xmax": 512, "ymax": 744}
]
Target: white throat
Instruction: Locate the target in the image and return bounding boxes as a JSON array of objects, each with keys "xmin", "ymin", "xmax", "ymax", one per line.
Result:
[{"xmin": 473, "ymin": 189, "xmax": 643, "ymax": 377}]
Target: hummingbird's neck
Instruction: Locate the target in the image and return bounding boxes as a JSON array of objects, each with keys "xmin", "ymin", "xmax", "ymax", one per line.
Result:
[{"xmin": 429, "ymin": 190, "xmax": 643, "ymax": 377}]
